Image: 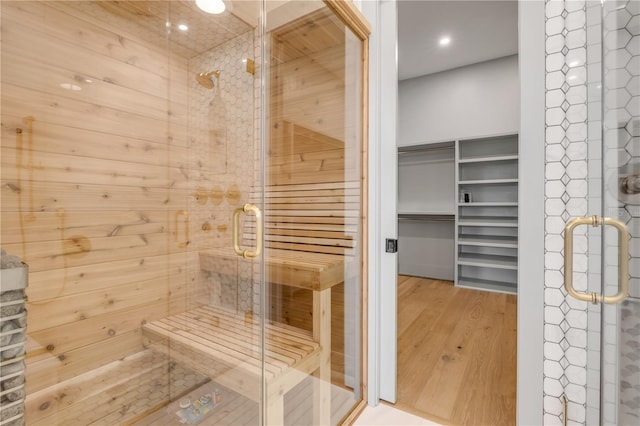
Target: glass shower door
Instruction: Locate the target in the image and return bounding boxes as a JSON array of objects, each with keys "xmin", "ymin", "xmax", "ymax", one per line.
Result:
[
  {"xmin": 0, "ymin": 1, "xmax": 265, "ymax": 424},
  {"xmin": 597, "ymin": 1, "xmax": 639, "ymax": 424},
  {"xmin": 261, "ymin": 0, "xmax": 368, "ymax": 424},
  {"xmin": 561, "ymin": 0, "xmax": 639, "ymax": 424}
]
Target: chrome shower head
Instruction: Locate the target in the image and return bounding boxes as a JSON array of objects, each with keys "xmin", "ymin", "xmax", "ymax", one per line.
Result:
[{"xmin": 196, "ymin": 70, "xmax": 221, "ymax": 89}]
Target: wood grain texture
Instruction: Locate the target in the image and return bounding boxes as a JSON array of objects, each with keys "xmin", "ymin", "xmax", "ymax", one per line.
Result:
[
  {"xmin": 394, "ymin": 275, "xmax": 517, "ymax": 426},
  {"xmin": 0, "ymin": 0, "xmax": 191, "ymax": 393},
  {"xmin": 25, "ymin": 349, "xmax": 208, "ymax": 426}
]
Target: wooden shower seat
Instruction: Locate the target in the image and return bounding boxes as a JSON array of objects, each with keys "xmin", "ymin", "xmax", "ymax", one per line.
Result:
[
  {"xmin": 142, "ymin": 305, "xmax": 321, "ymax": 417},
  {"xmin": 143, "ymin": 181, "xmax": 359, "ymax": 424}
]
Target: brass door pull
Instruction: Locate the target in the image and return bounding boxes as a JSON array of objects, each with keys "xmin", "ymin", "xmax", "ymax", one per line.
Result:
[
  {"xmin": 175, "ymin": 210, "xmax": 190, "ymax": 248},
  {"xmin": 563, "ymin": 216, "xmax": 629, "ymax": 304},
  {"xmin": 232, "ymin": 203, "xmax": 263, "ymax": 259}
]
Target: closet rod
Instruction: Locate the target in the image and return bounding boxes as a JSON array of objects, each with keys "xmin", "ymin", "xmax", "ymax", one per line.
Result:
[
  {"xmin": 398, "ymin": 215, "xmax": 454, "ymax": 222},
  {"xmin": 398, "ymin": 145, "xmax": 455, "ymax": 155}
]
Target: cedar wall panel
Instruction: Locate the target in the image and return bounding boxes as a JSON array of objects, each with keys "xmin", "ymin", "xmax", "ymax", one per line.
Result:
[
  {"xmin": 264, "ymin": 8, "xmax": 357, "ymax": 388},
  {"xmin": 0, "ymin": 1, "xmax": 193, "ymax": 394},
  {"xmin": 268, "ymin": 9, "xmax": 357, "ymax": 186}
]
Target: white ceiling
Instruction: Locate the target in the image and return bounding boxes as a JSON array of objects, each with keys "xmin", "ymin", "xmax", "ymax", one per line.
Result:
[{"xmin": 398, "ymin": 0, "xmax": 518, "ymax": 81}]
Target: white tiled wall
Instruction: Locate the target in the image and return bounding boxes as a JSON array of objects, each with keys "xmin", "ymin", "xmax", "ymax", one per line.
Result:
[
  {"xmin": 544, "ymin": 0, "xmax": 639, "ymax": 424},
  {"xmin": 188, "ymin": 30, "xmax": 257, "ymax": 312},
  {"xmin": 545, "ymin": 1, "xmax": 590, "ymax": 423}
]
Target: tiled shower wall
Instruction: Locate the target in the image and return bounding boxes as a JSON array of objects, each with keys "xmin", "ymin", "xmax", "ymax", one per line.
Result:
[
  {"xmin": 188, "ymin": 30, "xmax": 257, "ymax": 312},
  {"xmin": 544, "ymin": 0, "xmax": 639, "ymax": 424}
]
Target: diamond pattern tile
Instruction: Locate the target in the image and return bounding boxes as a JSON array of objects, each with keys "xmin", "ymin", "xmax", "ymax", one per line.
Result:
[
  {"xmin": 566, "ymin": 122, "xmax": 588, "ymax": 141},
  {"xmin": 604, "ymin": 7, "xmax": 632, "ymax": 32},
  {"xmin": 567, "ymin": 29, "xmax": 587, "ymax": 49},
  {"xmin": 566, "ymin": 10, "xmax": 586, "ymax": 31},
  {"xmin": 566, "ymin": 85, "xmax": 587, "ymax": 105},
  {"xmin": 605, "ymin": 28, "xmax": 633, "ymax": 50},
  {"xmin": 627, "ymin": 35, "xmax": 640, "ymax": 56},
  {"xmin": 629, "ymin": 15, "xmax": 640, "ymax": 36},
  {"xmin": 547, "ymin": 1, "xmax": 565, "ymax": 19},
  {"xmin": 566, "ymin": 104, "xmax": 587, "ymax": 122},
  {"xmin": 544, "ymin": 2, "xmax": 639, "ymax": 422},
  {"xmin": 607, "ymin": 67, "xmax": 633, "ymax": 89},
  {"xmin": 605, "ymin": 48, "xmax": 632, "ymax": 70},
  {"xmin": 545, "ymin": 376, "xmax": 565, "ymax": 396}
]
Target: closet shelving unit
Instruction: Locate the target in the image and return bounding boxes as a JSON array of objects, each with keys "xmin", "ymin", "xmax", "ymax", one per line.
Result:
[
  {"xmin": 455, "ymin": 133, "xmax": 519, "ymax": 294},
  {"xmin": 397, "ymin": 140, "xmax": 456, "ymax": 280},
  {"xmin": 397, "ymin": 140, "xmax": 456, "ymax": 216}
]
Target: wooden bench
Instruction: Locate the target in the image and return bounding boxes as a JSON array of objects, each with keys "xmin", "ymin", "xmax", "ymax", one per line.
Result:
[{"xmin": 142, "ymin": 181, "xmax": 359, "ymax": 424}]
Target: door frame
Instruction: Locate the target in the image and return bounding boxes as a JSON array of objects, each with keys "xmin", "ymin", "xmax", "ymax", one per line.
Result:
[
  {"xmin": 516, "ymin": 0, "xmax": 545, "ymax": 423},
  {"xmin": 364, "ymin": 0, "xmax": 547, "ymax": 423},
  {"xmin": 359, "ymin": 0, "xmax": 399, "ymax": 405}
]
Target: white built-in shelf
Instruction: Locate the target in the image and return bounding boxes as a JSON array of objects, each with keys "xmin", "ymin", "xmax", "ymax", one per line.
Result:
[
  {"xmin": 455, "ymin": 133, "xmax": 519, "ymax": 293},
  {"xmin": 459, "ymin": 202, "xmax": 518, "ymax": 207},
  {"xmin": 458, "ymin": 235, "xmax": 518, "ymax": 248},
  {"xmin": 457, "ymin": 277, "xmax": 517, "ymax": 294},
  {"xmin": 457, "ymin": 253, "xmax": 518, "ymax": 270},
  {"xmin": 458, "ymin": 154, "xmax": 519, "ymax": 163},
  {"xmin": 458, "ymin": 216, "xmax": 518, "ymax": 227},
  {"xmin": 458, "ymin": 178, "xmax": 518, "ymax": 185}
]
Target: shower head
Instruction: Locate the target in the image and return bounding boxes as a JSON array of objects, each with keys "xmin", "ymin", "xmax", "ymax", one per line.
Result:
[{"xmin": 196, "ymin": 70, "xmax": 221, "ymax": 89}]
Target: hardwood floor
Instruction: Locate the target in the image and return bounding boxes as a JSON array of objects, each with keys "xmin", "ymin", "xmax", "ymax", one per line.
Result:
[{"xmin": 394, "ymin": 275, "xmax": 517, "ymax": 426}]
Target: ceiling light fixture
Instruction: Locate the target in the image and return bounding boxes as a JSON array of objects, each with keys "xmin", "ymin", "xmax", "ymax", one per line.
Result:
[
  {"xmin": 178, "ymin": 23, "xmax": 189, "ymax": 31},
  {"xmin": 60, "ymin": 83, "xmax": 82, "ymax": 91},
  {"xmin": 439, "ymin": 36, "xmax": 451, "ymax": 47},
  {"xmin": 196, "ymin": 0, "xmax": 225, "ymax": 14}
]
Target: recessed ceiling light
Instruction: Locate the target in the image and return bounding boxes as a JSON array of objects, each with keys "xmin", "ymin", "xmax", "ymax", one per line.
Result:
[
  {"xmin": 196, "ymin": 0, "xmax": 225, "ymax": 14},
  {"xmin": 178, "ymin": 23, "xmax": 189, "ymax": 31},
  {"xmin": 60, "ymin": 83, "xmax": 82, "ymax": 91},
  {"xmin": 439, "ymin": 36, "xmax": 451, "ymax": 47}
]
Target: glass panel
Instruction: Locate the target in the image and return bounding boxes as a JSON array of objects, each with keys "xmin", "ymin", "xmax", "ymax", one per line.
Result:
[
  {"xmin": 263, "ymin": 1, "xmax": 363, "ymax": 424},
  {"xmin": 598, "ymin": 0, "xmax": 640, "ymax": 424},
  {"xmin": 1, "ymin": 1, "xmax": 262, "ymax": 424},
  {"xmin": 585, "ymin": 1, "xmax": 604, "ymax": 423}
]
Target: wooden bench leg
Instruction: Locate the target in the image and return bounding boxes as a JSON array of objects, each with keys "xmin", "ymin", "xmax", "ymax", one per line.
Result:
[
  {"xmin": 313, "ymin": 288, "xmax": 332, "ymax": 426},
  {"xmin": 265, "ymin": 391, "xmax": 285, "ymax": 426}
]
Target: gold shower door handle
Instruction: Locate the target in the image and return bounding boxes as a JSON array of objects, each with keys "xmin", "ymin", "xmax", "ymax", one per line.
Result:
[
  {"xmin": 175, "ymin": 210, "xmax": 190, "ymax": 248},
  {"xmin": 563, "ymin": 216, "xmax": 629, "ymax": 304},
  {"xmin": 232, "ymin": 203, "xmax": 263, "ymax": 259}
]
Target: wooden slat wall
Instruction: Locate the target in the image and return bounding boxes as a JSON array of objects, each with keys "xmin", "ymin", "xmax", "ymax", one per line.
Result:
[
  {"xmin": 270, "ymin": 9, "xmax": 346, "ymax": 142},
  {"xmin": 264, "ymin": 12, "xmax": 357, "ymax": 389},
  {"xmin": 268, "ymin": 121, "xmax": 353, "ymax": 185},
  {"xmin": 0, "ymin": 1, "xmax": 193, "ymax": 398},
  {"xmin": 268, "ymin": 8, "xmax": 356, "ymax": 185}
]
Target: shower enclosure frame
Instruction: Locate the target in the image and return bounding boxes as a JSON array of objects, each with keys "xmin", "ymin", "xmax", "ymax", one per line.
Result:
[{"xmin": 0, "ymin": 0, "xmax": 372, "ymax": 424}]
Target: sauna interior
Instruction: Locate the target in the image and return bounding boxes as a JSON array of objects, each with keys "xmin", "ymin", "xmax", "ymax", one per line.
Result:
[{"xmin": 0, "ymin": 1, "xmax": 367, "ymax": 424}]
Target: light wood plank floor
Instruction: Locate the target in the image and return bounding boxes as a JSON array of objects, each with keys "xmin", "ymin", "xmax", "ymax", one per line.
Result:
[{"xmin": 394, "ymin": 275, "xmax": 517, "ymax": 426}]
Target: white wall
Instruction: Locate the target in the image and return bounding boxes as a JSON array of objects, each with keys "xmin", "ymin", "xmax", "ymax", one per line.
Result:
[
  {"xmin": 398, "ymin": 221, "xmax": 455, "ymax": 280},
  {"xmin": 359, "ymin": 0, "xmax": 398, "ymax": 405},
  {"xmin": 517, "ymin": 1, "xmax": 544, "ymax": 424},
  {"xmin": 398, "ymin": 55, "xmax": 519, "ymax": 145}
]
